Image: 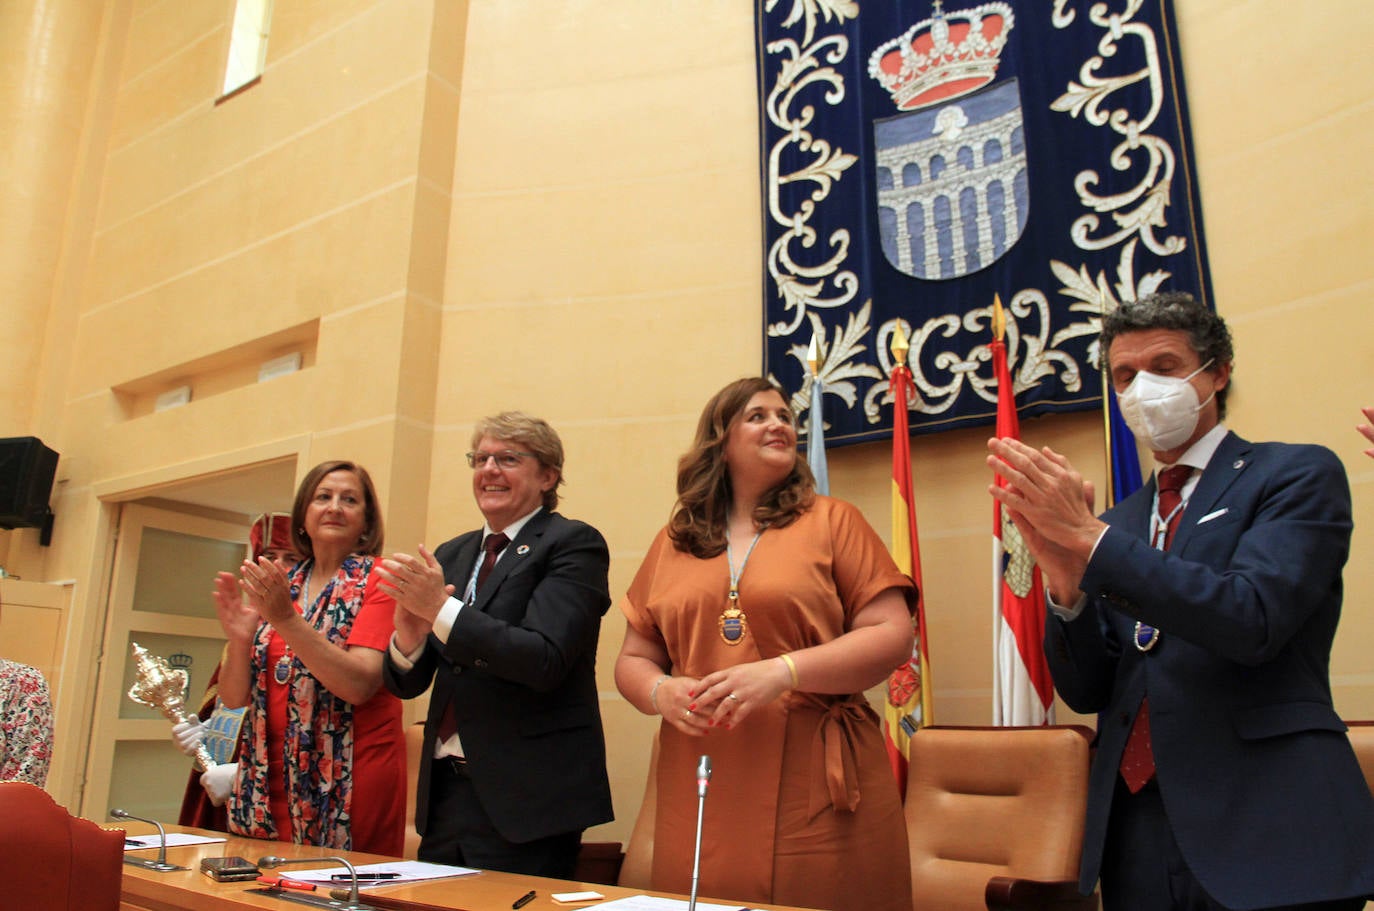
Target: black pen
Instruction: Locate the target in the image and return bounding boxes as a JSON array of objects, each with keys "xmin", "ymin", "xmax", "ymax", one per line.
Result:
[
  {"xmin": 513, "ymin": 889, "xmax": 537, "ymax": 909},
  {"xmin": 331, "ymin": 872, "xmax": 401, "ymax": 881}
]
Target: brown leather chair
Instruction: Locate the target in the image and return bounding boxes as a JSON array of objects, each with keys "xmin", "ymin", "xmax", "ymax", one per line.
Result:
[
  {"xmin": 1343, "ymin": 720, "xmax": 1374, "ymax": 793},
  {"xmin": 617, "ymin": 730, "xmax": 660, "ymax": 888},
  {"xmin": 573, "ymin": 840, "xmax": 625, "ymax": 885},
  {"xmin": 0, "ymin": 782, "xmax": 125, "ymax": 911},
  {"xmin": 403, "ymin": 720, "xmax": 425, "ymax": 859},
  {"xmin": 905, "ymin": 725, "xmax": 1098, "ymax": 911}
]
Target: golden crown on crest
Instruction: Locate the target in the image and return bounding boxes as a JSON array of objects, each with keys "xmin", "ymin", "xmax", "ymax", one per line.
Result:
[{"xmin": 867, "ymin": 1, "xmax": 1015, "ymax": 112}]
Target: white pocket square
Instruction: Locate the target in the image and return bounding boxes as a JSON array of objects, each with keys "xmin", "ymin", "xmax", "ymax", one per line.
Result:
[{"xmin": 1196, "ymin": 508, "xmax": 1229, "ymax": 525}]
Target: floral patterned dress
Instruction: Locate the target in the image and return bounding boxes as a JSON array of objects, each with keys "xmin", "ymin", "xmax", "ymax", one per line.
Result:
[
  {"xmin": 0, "ymin": 659, "xmax": 53, "ymax": 786},
  {"xmin": 227, "ymin": 556, "xmax": 404, "ymax": 855}
]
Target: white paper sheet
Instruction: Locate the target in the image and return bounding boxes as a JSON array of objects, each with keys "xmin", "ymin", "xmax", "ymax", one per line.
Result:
[
  {"xmin": 585, "ymin": 897, "xmax": 748, "ymax": 911},
  {"xmin": 123, "ymin": 833, "xmax": 226, "ymax": 851},
  {"xmin": 275, "ymin": 859, "xmax": 479, "ymax": 886}
]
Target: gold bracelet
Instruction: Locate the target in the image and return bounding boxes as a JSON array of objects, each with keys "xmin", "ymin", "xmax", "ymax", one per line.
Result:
[
  {"xmin": 779, "ymin": 653, "xmax": 800, "ymax": 689},
  {"xmin": 649, "ymin": 674, "xmax": 671, "ymax": 714}
]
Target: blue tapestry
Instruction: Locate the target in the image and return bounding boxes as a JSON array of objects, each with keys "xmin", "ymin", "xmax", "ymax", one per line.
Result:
[{"xmin": 756, "ymin": 0, "xmax": 1213, "ymax": 445}]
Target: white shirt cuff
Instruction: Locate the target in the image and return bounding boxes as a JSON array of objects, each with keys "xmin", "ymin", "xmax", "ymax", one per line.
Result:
[
  {"xmin": 387, "ymin": 635, "xmax": 425, "ymax": 669},
  {"xmin": 1046, "ymin": 526, "xmax": 1110, "ymax": 620},
  {"xmin": 1046, "ymin": 589, "xmax": 1088, "ymax": 621},
  {"xmin": 432, "ymin": 595, "xmax": 463, "ymax": 643}
]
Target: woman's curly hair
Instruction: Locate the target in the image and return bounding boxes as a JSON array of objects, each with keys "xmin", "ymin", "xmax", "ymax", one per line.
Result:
[{"xmin": 668, "ymin": 377, "xmax": 815, "ymax": 558}]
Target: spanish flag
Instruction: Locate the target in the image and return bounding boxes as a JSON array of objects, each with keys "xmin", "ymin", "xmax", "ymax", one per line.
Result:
[{"xmin": 883, "ymin": 327, "xmax": 932, "ymax": 795}]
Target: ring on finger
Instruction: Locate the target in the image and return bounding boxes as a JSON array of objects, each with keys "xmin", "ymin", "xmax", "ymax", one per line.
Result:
[
  {"xmin": 683, "ymin": 708, "xmax": 693, "ymax": 719},
  {"xmin": 727, "ymin": 693, "xmax": 740, "ymax": 702}
]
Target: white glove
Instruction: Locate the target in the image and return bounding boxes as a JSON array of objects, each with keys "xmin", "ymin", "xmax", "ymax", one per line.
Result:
[
  {"xmin": 172, "ymin": 718, "xmax": 207, "ymax": 757},
  {"xmin": 200, "ymin": 762, "xmax": 239, "ymax": 806}
]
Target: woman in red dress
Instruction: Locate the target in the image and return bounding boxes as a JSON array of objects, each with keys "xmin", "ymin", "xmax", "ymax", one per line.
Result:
[{"xmin": 210, "ymin": 460, "xmax": 405, "ymax": 855}]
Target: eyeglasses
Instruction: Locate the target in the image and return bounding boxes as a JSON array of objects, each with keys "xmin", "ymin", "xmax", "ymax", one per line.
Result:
[{"xmin": 466, "ymin": 450, "xmax": 536, "ymax": 470}]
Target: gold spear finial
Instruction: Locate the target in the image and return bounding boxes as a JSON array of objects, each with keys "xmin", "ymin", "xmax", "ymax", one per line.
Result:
[
  {"xmin": 890, "ymin": 322, "xmax": 910, "ymax": 364},
  {"xmin": 992, "ymin": 293, "xmax": 1005, "ymax": 341},
  {"xmin": 807, "ymin": 332, "xmax": 822, "ymax": 377}
]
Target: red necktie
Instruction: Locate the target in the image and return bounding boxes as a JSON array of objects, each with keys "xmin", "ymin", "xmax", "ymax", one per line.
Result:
[
  {"xmin": 1119, "ymin": 465, "xmax": 1193, "ymax": 793},
  {"xmin": 475, "ymin": 532, "xmax": 509, "ymax": 593},
  {"xmin": 436, "ymin": 532, "xmax": 511, "ymax": 743}
]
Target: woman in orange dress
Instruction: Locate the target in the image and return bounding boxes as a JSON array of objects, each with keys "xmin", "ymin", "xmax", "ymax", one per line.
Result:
[
  {"xmin": 615, "ymin": 377, "xmax": 916, "ymax": 911},
  {"xmin": 210, "ymin": 460, "xmax": 404, "ymax": 855}
]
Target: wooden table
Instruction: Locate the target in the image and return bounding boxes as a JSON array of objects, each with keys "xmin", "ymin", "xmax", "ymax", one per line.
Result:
[{"xmin": 117, "ymin": 825, "xmax": 810, "ymax": 911}]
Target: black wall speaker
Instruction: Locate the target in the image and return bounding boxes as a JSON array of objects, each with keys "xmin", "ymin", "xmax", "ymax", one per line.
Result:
[{"xmin": 0, "ymin": 436, "xmax": 59, "ymax": 532}]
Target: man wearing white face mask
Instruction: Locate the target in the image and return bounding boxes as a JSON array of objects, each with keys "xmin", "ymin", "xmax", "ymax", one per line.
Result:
[{"xmin": 988, "ymin": 292, "xmax": 1374, "ymax": 911}]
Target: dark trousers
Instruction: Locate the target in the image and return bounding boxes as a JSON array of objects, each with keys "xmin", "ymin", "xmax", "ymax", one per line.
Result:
[
  {"xmin": 1101, "ymin": 777, "xmax": 1366, "ymax": 911},
  {"xmin": 418, "ymin": 757, "xmax": 583, "ymax": 879}
]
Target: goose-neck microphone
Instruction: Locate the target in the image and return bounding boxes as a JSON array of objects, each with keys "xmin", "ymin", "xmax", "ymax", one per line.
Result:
[
  {"xmin": 688, "ymin": 755, "xmax": 712, "ymax": 911},
  {"xmin": 110, "ymin": 808, "xmax": 186, "ymax": 872}
]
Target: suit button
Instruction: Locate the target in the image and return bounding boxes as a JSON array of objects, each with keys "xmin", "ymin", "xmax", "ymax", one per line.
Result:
[
  {"xmin": 453, "ymin": 666, "xmax": 463, "ymax": 675},
  {"xmin": 474, "ymin": 658, "xmax": 488, "ymax": 668}
]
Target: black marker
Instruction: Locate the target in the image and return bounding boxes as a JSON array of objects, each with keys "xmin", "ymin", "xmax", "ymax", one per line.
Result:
[{"xmin": 513, "ymin": 889, "xmax": 537, "ymax": 909}]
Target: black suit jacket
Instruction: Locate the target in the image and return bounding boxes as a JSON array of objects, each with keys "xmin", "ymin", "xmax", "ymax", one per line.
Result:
[
  {"xmin": 1046, "ymin": 432, "xmax": 1374, "ymax": 909},
  {"xmin": 383, "ymin": 510, "xmax": 614, "ymax": 844}
]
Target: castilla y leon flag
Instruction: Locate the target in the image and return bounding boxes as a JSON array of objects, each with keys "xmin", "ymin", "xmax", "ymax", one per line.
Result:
[
  {"xmin": 990, "ymin": 296, "xmax": 1054, "ymax": 725},
  {"xmin": 884, "ymin": 328, "xmax": 933, "ymax": 794}
]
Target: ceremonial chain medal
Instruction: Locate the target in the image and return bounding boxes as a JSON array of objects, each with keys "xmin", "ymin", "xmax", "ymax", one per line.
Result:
[
  {"xmin": 721, "ymin": 527, "xmax": 763, "ymax": 645},
  {"xmin": 275, "ymin": 568, "xmax": 314, "ymax": 684},
  {"xmin": 1134, "ymin": 493, "xmax": 1186, "ymax": 653}
]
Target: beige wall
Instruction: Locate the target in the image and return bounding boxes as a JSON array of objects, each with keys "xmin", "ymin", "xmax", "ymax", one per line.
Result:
[{"xmin": 2, "ymin": 0, "xmax": 1372, "ymax": 847}]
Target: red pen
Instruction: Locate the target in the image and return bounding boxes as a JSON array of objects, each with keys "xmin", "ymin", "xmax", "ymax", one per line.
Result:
[{"xmin": 256, "ymin": 875, "xmax": 316, "ymax": 892}]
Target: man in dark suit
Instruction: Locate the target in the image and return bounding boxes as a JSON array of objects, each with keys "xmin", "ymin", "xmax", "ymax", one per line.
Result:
[
  {"xmin": 988, "ymin": 292, "xmax": 1374, "ymax": 910},
  {"xmin": 379, "ymin": 411, "xmax": 612, "ymax": 878}
]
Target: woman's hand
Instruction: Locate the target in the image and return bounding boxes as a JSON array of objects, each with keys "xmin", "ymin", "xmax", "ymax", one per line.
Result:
[
  {"xmin": 212, "ymin": 572, "xmax": 260, "ymax": 644},
  {"xmin": 692, "ymin": 658, "xmax": 792, "ymax": 730},
  {"xmin": 237, "ymin": 557, "xmax": 296, "ymax": 625},
  {"xmin": 655, "ymin": 674, "xmax": 718, "ymax": 737},
  {"xmin": 614, "ymin": 625, "xmax": 714, "ymax": 736}
]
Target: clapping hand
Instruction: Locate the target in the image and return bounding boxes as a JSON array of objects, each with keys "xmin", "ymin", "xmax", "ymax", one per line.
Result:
[
  {"xmin": 237, "ymin": 556, "xmax": 297, "ymax": 625},
  {"xmin": 212, "ymin": 572, "xmax": 260, "ymax": 644}
]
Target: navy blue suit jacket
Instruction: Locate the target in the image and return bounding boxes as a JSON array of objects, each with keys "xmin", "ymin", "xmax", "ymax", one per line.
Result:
[
  {"xmin": 1045, "ymin": 432, "xmax": 1374, "ymax": 909},
  {"xmin": 383, "ymin": 510, "xmax": 614, "ymax": 844}
]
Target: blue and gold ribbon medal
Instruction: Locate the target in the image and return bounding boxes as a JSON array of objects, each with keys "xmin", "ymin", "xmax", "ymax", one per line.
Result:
[{"xmin": 720, "ymin": 528, "xmax": 764, "ymax": 645}]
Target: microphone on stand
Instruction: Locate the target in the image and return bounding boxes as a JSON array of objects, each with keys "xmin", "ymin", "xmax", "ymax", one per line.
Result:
[
  {"xmin": 687, "ymin": 754, "xmax": 712, "ymax": 911},
  {"xmin": 260, "ymin": 855, "xmax": 369, "ymax": 910},
  {"xmin": 109, "ymin": 808, "xmax": 187, "ymax": 872}
]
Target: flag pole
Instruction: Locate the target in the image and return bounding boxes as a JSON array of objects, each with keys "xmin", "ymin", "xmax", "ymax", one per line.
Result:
[
  {"xmin": 1100, "ymin": 351, "xmax": 1116, "ymax": 509},
  {"xmin": 883, "ymin": 322, "xmax": 931, "ymax": 795},
  {"xmin": 991, "ymin": 295, "xmax": 1005, "ymax": 724},
  {"xmin": 990, "ymin": 293, "xmax": 1055, "ymax": 725},
  {"xmin": 806, "ymin": 332, "xmax": 829, "ymax": 496}
]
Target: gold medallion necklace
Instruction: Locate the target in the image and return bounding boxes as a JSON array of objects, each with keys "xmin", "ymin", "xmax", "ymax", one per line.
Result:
[
  {"xmin": 274, "ymin": 568, "xmax": 310, "ymax": 685},
  {"xmin": 720, "ymin": 526, "xmax": 763, "ymax": 645}
]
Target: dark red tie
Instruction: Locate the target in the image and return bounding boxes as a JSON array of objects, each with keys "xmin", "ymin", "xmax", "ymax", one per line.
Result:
[
  {"xmin": 436, "ymin": 532, "xmax": 511, "ymax": 743},
  {"xmin": 1120, "ymin": 465, "xmax": 1193, "ymax": 793},
  {"xmin": 475, "ymin": 532, "xmax": 509, "ymax": 593}
]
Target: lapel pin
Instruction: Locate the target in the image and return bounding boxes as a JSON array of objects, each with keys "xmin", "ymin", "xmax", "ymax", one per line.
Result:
[
  {"xmin": 1233, "ymin": 459, "xmax": 1244, "ymax": 469},
  {"xmin": 516, "ymin": 544, "xmax": 530, "ymax": 555}
]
